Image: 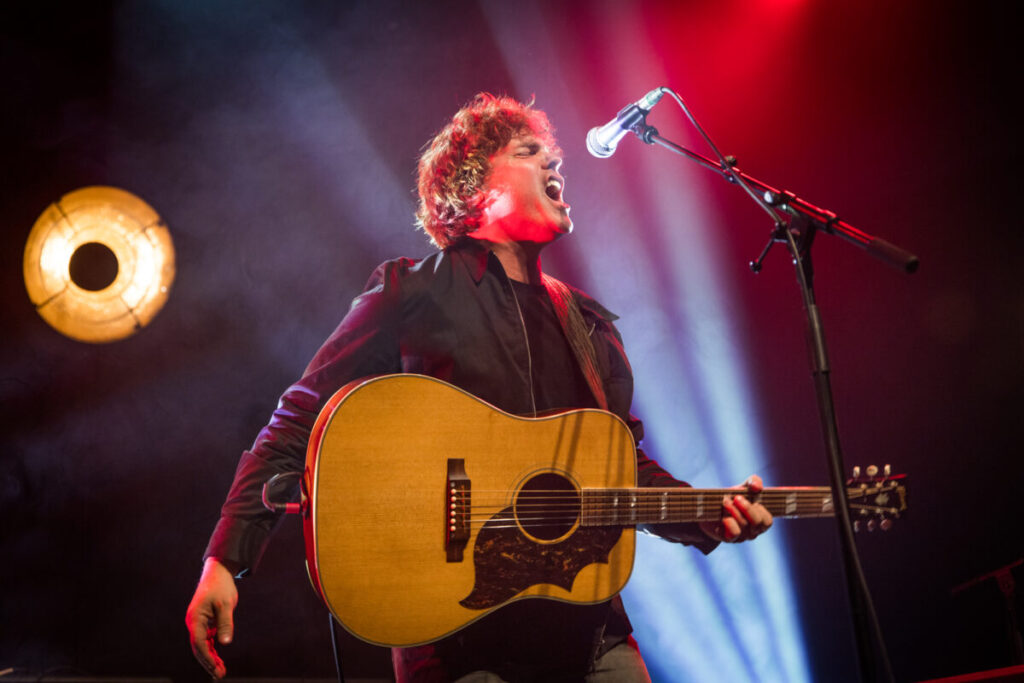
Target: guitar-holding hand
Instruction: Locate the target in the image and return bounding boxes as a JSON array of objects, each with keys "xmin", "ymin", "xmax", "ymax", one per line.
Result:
[
  {"xmin": 185, "ymin": 557, "xmax": 238, "ymax": 680},
  {"xmin": 699, "ymin": 475, "xmax": 774, "ymax": 543}
]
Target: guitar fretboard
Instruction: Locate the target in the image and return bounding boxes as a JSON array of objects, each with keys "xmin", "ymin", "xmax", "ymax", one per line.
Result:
[{"xmin": 580, "ymin": 487, "xmax": 836, "ymax": 526}]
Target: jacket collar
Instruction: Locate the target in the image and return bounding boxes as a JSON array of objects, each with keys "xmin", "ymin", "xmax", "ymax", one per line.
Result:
[
  {"xmin": 448, "ymin": 239, "xmax": 619, "ymax": 322},
  {"xmin": 451, "ymin": 238, "xmax": 493, "ymax": 284}
]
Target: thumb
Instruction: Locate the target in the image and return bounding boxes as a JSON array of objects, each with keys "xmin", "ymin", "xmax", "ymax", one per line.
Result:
[{"xmin": 216, "ymin": 601, "xmax": 235, "ymax": 644}]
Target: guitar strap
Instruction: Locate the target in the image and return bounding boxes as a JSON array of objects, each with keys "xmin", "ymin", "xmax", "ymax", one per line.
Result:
[{"xmin": 541, "ymin": 274, "xmax": 610, "ymax": 411}]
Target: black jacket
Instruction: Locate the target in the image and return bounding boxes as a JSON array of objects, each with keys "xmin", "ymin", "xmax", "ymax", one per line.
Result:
[{"xmin": 204, "ymin": 240, "xmax": 715, "ymax": 676}]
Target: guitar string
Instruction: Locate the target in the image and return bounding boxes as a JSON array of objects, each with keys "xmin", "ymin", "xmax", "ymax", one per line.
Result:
[
  {"xmin": 435, "ymin": 489, "xmax": 891, "ymax": 529},
  {"xmin": 445, "ymin": 488, "xmax": 837, "ymax": 494},
  {"xmin": 459, "ymin": 507, "xmax": 845, "ymax": 518},
  {"xmin": 450, "ymin": 505, "xmax": 876, "ymax": 531},
  {"xmin": 446, "ymin": 492, "xmax": 843, "ymax": 506},
  {"xmin": 458, "ymin": 496, "xmax": 842, "ymax": 509},
  {"xmin": 451, "ymin": 491, "xmax": 840, "ymax": 497},
  {"xmin": 457, "ymin": 505, "xmax": 852, "ymax": 521},
  {"xmin": 471, "ymin": 494, "xmax": 842, "ymax": 499},
  {"xmin": 451, "ymin": 493, "xmax": 846, "ymax": 508},
  {"xmin": 337, "ymin": 508, "xmax": 881, "ymax": 531},
  {"xmin": 457, "ymin": 516, "xmax": 841, "ymax": 532},
  {"xmin": 451, "ymin": 501, "xmax": 863, "ymax": 525},
  {"xmin": 444, "ymin": 490, "xmax": 854, "ymax": 498},
  {"xmin": 446, "ymin": 500, "xmax": 855, "ymax": 505},
  {"xmin": 454, "ymin": 503, "xmax": 842, "ymax": 516},
  {"xmin": 447, "ymin": 487, "xmax": 894, "ymax": 493},
  {"xmin": 445, "ymin": 494, "xmax": 841, "ymax": 503},
  {"xmin": 440, "ymin": 492, "xmax": 891, "ymax": 529}
]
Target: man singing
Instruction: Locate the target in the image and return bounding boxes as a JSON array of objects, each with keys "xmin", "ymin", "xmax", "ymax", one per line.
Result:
[{"xmin": 186, "ymin": 93, "xmax": 773, "ymax": 682}]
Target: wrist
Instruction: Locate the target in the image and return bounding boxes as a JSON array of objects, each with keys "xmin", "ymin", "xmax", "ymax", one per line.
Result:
[{"xmin": 205, "ymin": 556, "xmax": 244, "ymax": 579}]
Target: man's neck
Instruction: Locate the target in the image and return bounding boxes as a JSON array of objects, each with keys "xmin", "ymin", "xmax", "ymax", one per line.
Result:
[{"xmin": 486, "ymin": 240, "xmax": 544, "ymax": 285}]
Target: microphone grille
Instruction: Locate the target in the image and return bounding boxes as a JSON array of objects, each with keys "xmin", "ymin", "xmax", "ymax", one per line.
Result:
[{"xmin": 586, "ymin": 127, "xmax": 614, "ymax": 158}]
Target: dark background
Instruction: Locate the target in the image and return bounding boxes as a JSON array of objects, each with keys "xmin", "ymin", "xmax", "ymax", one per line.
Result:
[{"xmin": 2, "ymin": 1, "xmax": 1021, "ymax": 681}]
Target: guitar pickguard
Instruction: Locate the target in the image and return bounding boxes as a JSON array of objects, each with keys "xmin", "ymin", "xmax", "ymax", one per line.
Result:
[{"xmin": 459, "ymin": 506, "xmax": 624, "ymax": 610}]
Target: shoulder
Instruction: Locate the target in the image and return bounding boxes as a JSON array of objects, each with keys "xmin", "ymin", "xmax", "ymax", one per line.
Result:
[
  {"xmin": 362, "ymin": 254, "xmax": 430, "ymax": 289},
  {"xmin": 363, "ymin": 243, "xmax": 486, "ymax": 291},
  {"xmin": 359, "ymin": 251, "xmax": 443, "ymax": 298}
]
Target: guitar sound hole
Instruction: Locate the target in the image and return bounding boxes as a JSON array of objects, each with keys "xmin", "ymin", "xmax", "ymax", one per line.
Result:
[{"xmin": 514, "ymin": 472, "xmax": 579, "ymax": 541}]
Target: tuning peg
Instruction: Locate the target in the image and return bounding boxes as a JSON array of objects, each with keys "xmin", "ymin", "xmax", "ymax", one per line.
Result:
[
  {"xmin": 853, "ymin": 520, "xmax": 860, "ymax": 532},
  {"xmin": 852, "ymin": 466, "xmax": 861, "ymax": 478},
  {"xmin": 867, "ymin": 519, "xmax": 877, "ymax": 532},
  {"xmin": 880, "ymin": 519, "xmax": 893, "ymax": 531},
  {"xmin": 866, "ymin": 465, "xmax": 879, "ymax": 477},
  {"xmin": 883, "ymin": 464, "xmax": 891, "ymax": 477}
]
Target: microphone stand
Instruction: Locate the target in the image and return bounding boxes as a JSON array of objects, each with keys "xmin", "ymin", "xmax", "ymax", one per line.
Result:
[
  {"xmin": 641, "ymin": 129, "xmax": 918, "ymax": 274},
  {"xmin": 626, "ymin": 92, "xmax": 918, "ymax": 683}
]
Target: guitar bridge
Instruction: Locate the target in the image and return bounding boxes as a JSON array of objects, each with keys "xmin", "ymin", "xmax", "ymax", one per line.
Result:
[{"xmin": 446, "ymin": 459, "xmax": 471, "ymax": 562}]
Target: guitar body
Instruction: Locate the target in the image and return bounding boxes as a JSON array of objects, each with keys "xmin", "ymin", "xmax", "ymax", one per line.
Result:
[
  {"xmin": 302, "ymin": 374, "xmax": 911, "ymax": 647},
  {"xmin": 304, "ymin": 374, "xmax": 639, "ymax": 647}
]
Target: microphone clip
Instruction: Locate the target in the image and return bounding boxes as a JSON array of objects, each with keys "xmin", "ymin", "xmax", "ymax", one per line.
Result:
[
  {"xmin": 635, "ymin": 122, "xmax": 659, "ymax": 145},
  {"xmin": 619, "ymin": 88, "xmax": 664, "ymax": 143}
]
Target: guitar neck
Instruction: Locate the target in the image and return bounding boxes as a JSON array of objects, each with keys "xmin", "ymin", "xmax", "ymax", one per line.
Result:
[{"xmin": 581, "ymin": 486, "xmax": 836, "ymax": 526}]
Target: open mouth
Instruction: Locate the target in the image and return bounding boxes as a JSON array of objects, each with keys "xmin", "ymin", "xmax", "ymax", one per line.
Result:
[{"xmin": 545, "ymin": 177, "xmax": 563, "ymax": 202}]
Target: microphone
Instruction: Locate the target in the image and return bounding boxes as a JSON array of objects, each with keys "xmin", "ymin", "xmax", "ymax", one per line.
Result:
[{"xmin": 586, "ymin": 88, "xmax": 665, "ymax": 158}]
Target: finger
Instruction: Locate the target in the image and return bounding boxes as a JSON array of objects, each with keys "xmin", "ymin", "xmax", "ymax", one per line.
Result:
[
  {"xmin": 186, "ymin": 606, "xmax": 221, "ymax": 678},
  {"xmin": 725, "ymin": 495, "xmax": 749, "ymax": 525},
  {"xmin": 721, "ymin": 496, "xmax": 746, "ymax": 541},
  {"xmin": 721, "ymin": 516, "xmax": 741, "ymax": 541},
  {"xmin": 752, "ymin": 499, "xmax": 774, "ymax": 530},
  {"xmin": 205, "ymin": 624, "xmax": 227, "ymax": 678},
  {"xmin": 729, "ymin": 495, "xmax": 763, "ymax": 541},
  {"xmin": 744, "ymin": 474, "xmax": 764, "ymax": 494},
  {"xmin": 732, "ymin": 495, "xmax": 759, "ymax": 525},
  {"xmin": 215, "ymin": 599, "xmax": 234, "ymax": 645},
  {"xmin": 733, "ymin": 495, "xmax": 774, "ymax": 538}
]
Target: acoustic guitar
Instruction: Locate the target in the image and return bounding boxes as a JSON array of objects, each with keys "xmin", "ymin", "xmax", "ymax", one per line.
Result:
[{"xmin": 299, "ymin": 374, "xmax": 906, "ymax": 647}]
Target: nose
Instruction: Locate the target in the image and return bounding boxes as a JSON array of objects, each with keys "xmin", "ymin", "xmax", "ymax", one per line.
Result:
[{"xmin": 544, "ymin": 154, "xmax": 562, "ymax": 173}]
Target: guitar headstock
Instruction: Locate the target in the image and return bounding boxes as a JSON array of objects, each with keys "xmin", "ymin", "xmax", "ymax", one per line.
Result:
[{"xmin": 846, "ymin": 464, "xmax": 908, "ymax": 532}]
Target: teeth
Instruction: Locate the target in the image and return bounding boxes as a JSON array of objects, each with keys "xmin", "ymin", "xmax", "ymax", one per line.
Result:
[{"xmin": 545, "ymin": 178, "xmax": 563, "ymax": 200}]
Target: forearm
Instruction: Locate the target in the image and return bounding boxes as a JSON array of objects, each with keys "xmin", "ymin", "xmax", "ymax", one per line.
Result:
[{"xmin": 635, "ymin": 446, "xmax": 719, "ymax": 553}]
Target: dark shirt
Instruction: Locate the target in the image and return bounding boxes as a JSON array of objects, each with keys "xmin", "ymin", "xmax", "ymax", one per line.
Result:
[{"xmin": 507, "ymin": 278, "xmax": 598, "ymax": 414}]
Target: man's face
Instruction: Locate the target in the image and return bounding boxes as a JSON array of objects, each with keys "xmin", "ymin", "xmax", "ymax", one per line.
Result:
[{"xmin": 469, "ymin": 133, "xmax": 571, "ymax": 245}]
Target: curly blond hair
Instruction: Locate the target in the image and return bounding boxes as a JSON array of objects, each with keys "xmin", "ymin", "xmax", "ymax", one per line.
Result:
[{"xmin": 415, "ymin": 93, "xmax": 559, "ymax": 248}]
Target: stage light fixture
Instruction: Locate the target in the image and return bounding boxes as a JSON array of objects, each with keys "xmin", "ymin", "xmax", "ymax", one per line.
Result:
[{"xmin": 23, "ymin": 186, "xmax": 175, "ymax": 343}]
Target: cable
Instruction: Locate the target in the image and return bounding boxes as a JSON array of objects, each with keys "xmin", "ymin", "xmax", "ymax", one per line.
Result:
[
  {"xmin": 328, "ymin": 612, "xmax": 346, "ymax": 683},
  {"xmin": 658, "ymin": 87, "xmax": 782, "ymax": 226}
]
